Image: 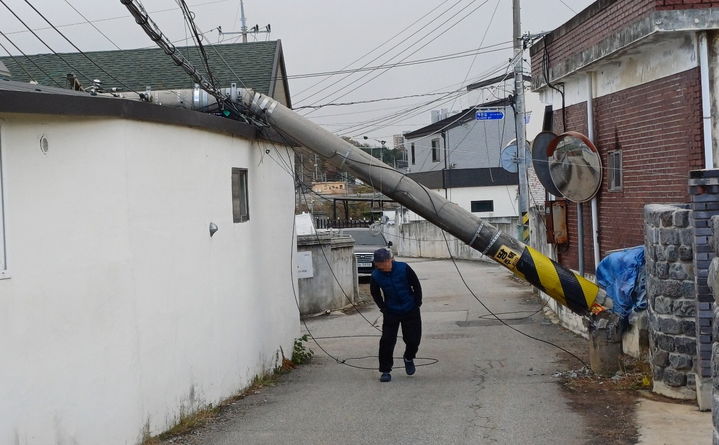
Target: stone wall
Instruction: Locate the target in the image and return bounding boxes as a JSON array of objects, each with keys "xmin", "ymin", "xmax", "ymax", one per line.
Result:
[
  {"xmin": 645, "ymin": 204, "xmax": 698, "ymax": 399},
  {"xmin": 709, "ymin": 217, "xmax": 719, "ymax": 443},
  {"xmin": 690, "ymin": 170, "xmax": 719, "ymax": 410}
]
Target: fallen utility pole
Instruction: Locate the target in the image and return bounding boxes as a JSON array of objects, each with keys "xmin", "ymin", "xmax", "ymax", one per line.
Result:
[{"xmin": 121, "ymin": 0, "xmax": 612, "ymax": 317}]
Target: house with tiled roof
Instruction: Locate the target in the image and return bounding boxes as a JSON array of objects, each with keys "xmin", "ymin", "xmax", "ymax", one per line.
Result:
[{"xmin": 0, "ymin": 40, "xmax": 291, "ymax": 107}]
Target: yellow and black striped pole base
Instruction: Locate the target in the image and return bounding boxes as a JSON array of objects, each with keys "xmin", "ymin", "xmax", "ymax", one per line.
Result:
[{"xmin": 491, "ymin": 243, "xmax": 608, "ymax": 315}]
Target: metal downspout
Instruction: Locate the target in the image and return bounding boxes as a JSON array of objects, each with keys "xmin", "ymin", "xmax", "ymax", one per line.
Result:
[
  {"xmin": 586, "ymin": 72, "xmax": 601, "ymax": 271},
  {"xmin": 699, "ymin": 32, "xmax": 715, "ymax": 169}
]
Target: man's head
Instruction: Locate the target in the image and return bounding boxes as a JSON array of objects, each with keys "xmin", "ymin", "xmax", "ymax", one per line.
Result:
[{"xmin": 373, "ymin": 248, "xmax": 393, "ymax": 272}]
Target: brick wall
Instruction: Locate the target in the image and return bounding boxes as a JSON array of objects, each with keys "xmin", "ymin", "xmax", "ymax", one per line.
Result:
[
  {"xmin": 656, "ymin": 0, "xmax": 719, "ymax": 10},
  {"xmin": 531, "ymin": 0, "xmax": 719, "ymax": 82},
  {"xmin": 531, "ymin": 0, "xmax": 655, "ymax": 81},
  {"xmin": 555, "ymin": 69, "xmax": 705, "ymax": 272}
]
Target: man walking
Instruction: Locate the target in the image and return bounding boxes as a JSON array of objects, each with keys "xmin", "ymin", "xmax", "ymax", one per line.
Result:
[{"xmin": 370, "ymin": 248, "xmax": 422, "ymax": 382}]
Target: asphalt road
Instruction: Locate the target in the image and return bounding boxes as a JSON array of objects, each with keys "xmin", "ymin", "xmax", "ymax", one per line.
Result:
[{"xmin": 172, "ymin": 258, "xmax": 592, "ymax": 444}]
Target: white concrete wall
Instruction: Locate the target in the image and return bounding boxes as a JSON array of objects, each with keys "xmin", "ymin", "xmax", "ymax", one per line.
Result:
[
  {"xmin": 401, "ymin": 185, "xmax": 519, "ymax": 223},
  {"xmin": 539, "ymin": 33, "xmax": 698, "ymax": 108},
  {"xmin": 0, "ymin": 114, "xmax": 299, "ymax": 445}
]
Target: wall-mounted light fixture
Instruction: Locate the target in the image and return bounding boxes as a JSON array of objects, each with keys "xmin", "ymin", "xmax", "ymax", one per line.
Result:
[{"xmin": 209, "ymin": 222, "xmax": 218, "ymax": 237}]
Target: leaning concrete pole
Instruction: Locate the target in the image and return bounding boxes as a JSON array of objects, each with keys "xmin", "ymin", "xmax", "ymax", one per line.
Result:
[
  {"xmin": 121, "ymin": 0, "xmax": 611, "ymax": 316},
  {"xmin": 240, "ymin": 91, "xmax": 611, "ymax": 315}
]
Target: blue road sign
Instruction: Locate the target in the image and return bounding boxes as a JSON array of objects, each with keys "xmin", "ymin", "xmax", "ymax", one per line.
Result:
[{"xmin": 476, "ymin": 110, "xmax": 504, "ymax": 120}]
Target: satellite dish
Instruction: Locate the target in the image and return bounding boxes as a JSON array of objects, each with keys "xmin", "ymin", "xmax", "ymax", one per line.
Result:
[
  {"xmin": 500, "ymin": 139, "xmax": 530, "ymax": 173},
  {"xmin": 547, "ymin": 131, "xmax": 602, "ymax": 203}
]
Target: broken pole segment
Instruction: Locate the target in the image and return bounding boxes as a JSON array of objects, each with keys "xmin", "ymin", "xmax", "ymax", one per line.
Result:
[{"xmin": 237, "ymin": 89, "xmax": 612, "ymax": 316}]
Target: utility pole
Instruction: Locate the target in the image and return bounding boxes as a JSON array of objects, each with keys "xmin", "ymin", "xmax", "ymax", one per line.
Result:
[
  {"xmin": 122, "ymin": 0, "xmax": 615, "ymax": 318},
  {"xmin": 513, "ymin": 0, "xmax": 529, "ymax": 243}
]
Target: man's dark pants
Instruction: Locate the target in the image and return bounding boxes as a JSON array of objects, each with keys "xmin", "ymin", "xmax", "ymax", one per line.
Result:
[{"xmin": 379, "ymin": 308, "xmax": 422, "ymax": 373}]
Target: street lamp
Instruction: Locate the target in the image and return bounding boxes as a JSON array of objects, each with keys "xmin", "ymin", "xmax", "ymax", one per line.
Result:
[{"xmin": 363, "ymin": 136, "xmax": 387, "ymax": 163}]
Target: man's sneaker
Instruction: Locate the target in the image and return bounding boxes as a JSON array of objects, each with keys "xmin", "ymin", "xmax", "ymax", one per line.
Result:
[
  {"xmin": 379, "ymin": 372, "xmax": 392, "ymax": 382},
  {"xmin": 404, "ymin": 358, "xmax": 416, "ymax": 375}
]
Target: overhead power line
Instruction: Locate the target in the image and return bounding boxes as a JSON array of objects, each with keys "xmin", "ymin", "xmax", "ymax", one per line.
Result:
[
  {"xmin": 292, "ymin": 0, "xmax": 457, "ymax": 100},
  {"xmin": 1, "ymin": 0, "xmax": 230, "ymax": 37},
  {"xmin": 63, "ymin": 0, "xmax": 122, "ymax": 50},
  {"xmin": 296, "ymin": 0, "xmax": 472, "ymax": 105},
  {"xmin": 287, "ymin": 42, "xmax": 512, "ymax": 81},
  {"xmin": 301, "ymin": 0, "xmax": 491, "ymax": 113},
  {"xmin": 558, "ymin": 0, "xmax": 577, "ymax": 13},
  {"xmin": 294, "ymin": 91, "xmax": 458, "ymax": 110},
  {"xmin": 0, "ymin": 30, "xmax": 62, "ymax": 86},
  {"xmin": 19, "ymin": 0, "xmax": 144, "ymax": 96},
  {"xmin": 0, "ymin": 0, "xmax": 93, "ymax": 83}
]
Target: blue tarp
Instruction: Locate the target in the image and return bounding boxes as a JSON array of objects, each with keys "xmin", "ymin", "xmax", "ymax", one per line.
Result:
[{"xmin": 596, "ymin": 246, "xmax": 647, "ymax": 319}]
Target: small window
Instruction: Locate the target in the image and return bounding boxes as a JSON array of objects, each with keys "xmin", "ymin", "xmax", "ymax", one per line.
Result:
[
  {"xmin": 411, "ymin": 143, "xmax": 416, "ymax": 165},
  {"xmin": 232, "ymin": 168, "xmax": 249, "ymax": 223},
  {"xmin": 471, "ymin": 200, "xmax": 494, "ymax": 212},
  {"xmin": 431, "ymin": 139, "xmax": 440, "ymax": 163},
  {"xmin": 608, "ymin": 150, "xmax": 622, "ymax": 191}
]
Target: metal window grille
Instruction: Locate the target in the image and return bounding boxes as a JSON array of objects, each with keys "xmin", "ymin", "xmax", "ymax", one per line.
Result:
[
  {"xmin": 608, "ymin": 150, "xmax": 622, "ymax": 191},
  {"xmin": 232, "ymin": 168, "xmax": 250, "ymax": 223}
]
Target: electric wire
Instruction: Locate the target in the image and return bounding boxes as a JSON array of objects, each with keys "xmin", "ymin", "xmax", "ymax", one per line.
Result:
[
  {"xmin": 0, "ymin": 37, "xmax": 35, "ymax": 81},
  {"xmin": 17, "ymin": 0, "xmax": 146, "ymax": 97},
  {"xmin": 176, "ymin": 0, "xmax": 218, "ymax": 91},
  {"xmin": 301, "ymin": 0, "xmax": 491, "ymax": 114},
  {"xmin": 63, "ymin": 0, "xmax": 122, "ymax": 50},
  {"xmin": 558, "ymin": 0, "xmax": 578, "ymax": 14},
  {"xmin": 286, "ymin": 42, "xmax": 512, "ymax": 82},
  {"xmin": 2, "ymin": 0, "xmax": 231, "ymax": 37},
  {"xmin": 272, "ymin": 141, "xmax": 438, "ymax": 371},
  {"xmin": 292, "ymin": 0, "xmax": 460, "ymax": 102},
  {"xmin": 295, "ymin": 148, "xmax": 590, "ymax": 369},
  {"xmin": 0, "ymin": 31, "xmax": 67, "ymax": 87},
  {"xmin": 0, "ymin": 0, "xmax": 93, "ymax": 84},
  {"xmin": 338, "ymin": 57, "xmax": 518, "ymax": 137},
  {"xmin": 297, "ymin": 0, "xmax": 482, "ymax": 108}
]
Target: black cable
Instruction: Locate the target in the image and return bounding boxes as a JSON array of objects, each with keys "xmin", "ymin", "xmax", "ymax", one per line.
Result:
[
  {"xmin": 302, "ymin": 0, "xmax": 491, "ymax": 114},
  {"xmin": 177, "ymin": 0, "xmax": 218, "ymax": 91},
  {"xmin": 19, "ymin": 0, "xmax": 147, "ymax": 98},
  {"xmin": 0, "ymin": 31, "xmax": 62, "ymax": 88},
  {"xmin": 63, "ymin": 0, "xmax": 121, "ymax": 50},
  {"xmin": 287, "ymin": 42, "xmax": 512, "ymax": 82},
  {"xmin": 543, "ymin": 42, "xmax": 566, "ymax": 132},
  {"xmin": 293, "ymin": 149, "xmax": 589, "ymax": 369},
  {"xmin": 277, "ymin": 143, "xmax": 438, "ymax": 371},
  {"xmin": 3, "ymin": 0, "xmax": 230, "ymax": 38},
  {"xmin": 0, "ymin": 0, "xmax": 93, "ymax": 84},
  {"xmin": 293, "ymin": 0, "xmax": 463, "ymax": 103}
]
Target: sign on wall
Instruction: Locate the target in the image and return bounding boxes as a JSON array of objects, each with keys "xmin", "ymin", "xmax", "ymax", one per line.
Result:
[
  {"xmin": 296, "ymin": 251, "xmax": 314, "ymax": 279},
  {"xmin": 476, "ymin": 110, "xmax": 504, "ymax": 120}
]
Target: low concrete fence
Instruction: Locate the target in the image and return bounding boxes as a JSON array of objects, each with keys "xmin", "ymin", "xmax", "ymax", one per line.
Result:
[
  {"xmin": 297, "ymin": 233, "xmax": 358, "ymax": 315},
  {"xmin": 383, "ymin": 217, "xmax": 517, "ymax": 261}
]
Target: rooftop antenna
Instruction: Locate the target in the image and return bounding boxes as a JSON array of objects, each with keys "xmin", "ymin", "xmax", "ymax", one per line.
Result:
[
  {"xmin": 218, "ymin": 1, "xmax": 271, "ymax": 43},
  {"xmin": 239, "ymin": 0, "xmax": 247, "ymax": 43}
]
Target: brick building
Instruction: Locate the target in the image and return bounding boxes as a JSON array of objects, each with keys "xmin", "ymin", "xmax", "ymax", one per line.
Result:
[{"xmin": 530, "ymin": 0, "xmax": 718, "ymax": 272}]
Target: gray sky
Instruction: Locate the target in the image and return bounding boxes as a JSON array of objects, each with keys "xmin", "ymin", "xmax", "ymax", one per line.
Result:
[{"xmin": 0, "ymin": 0, "xmax": 595, "ymax": 143}]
